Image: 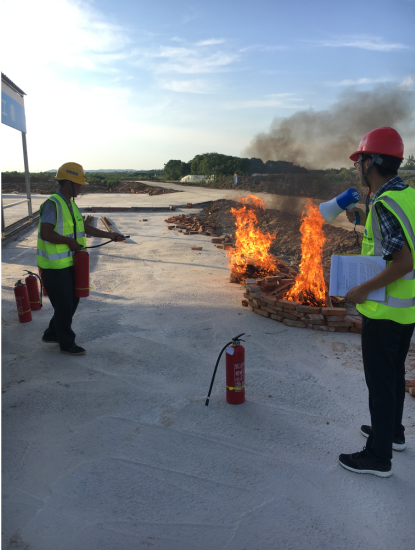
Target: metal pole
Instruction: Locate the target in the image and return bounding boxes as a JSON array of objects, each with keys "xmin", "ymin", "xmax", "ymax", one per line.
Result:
[
  {"xmin": 1, "ymin": 194, "xmax": 5, "ymax": 239},
  {"xmin": 22, "ymin": 132, "xmax": 32, "ymax": 220}
]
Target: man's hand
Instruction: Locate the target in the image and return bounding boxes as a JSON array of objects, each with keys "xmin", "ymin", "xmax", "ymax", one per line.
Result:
[
  {"xmin": 109, "ymin": 232, "xmax": 125, "ymax": 242},
  {"xmin": 68, "ymin": 238, "xmax": 82, "ymax": 252},
  {"xmin": 345, "ymin": 285, "xmax": 369, "ymax": 304},
  {"xmin": 346, "ymin": 207, "xmax": 366, "ymax": 226}
]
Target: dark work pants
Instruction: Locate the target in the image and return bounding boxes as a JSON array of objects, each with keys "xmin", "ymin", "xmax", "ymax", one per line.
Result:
[
  {"xmin": 362, "ymin": 315, "xmax": 414, "ymax": 463},
  {"xmin": 41, "ymin": 266, "xmax": 80, "ymax": 350}
]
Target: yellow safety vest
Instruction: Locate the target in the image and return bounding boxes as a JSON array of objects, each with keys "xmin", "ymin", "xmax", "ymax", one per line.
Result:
[
  {"xmin": 356, "ymin": 187, "xmax": 415, "ymax": 324},
  {"xmin": 37, "ymin": 193, "xmax": 86, "ymax": 269}
]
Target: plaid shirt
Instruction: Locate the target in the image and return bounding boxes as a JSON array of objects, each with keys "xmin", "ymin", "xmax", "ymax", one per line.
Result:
[{"xmin": 370, "ymin": 176, "xmax": 408, "ymax": 260}]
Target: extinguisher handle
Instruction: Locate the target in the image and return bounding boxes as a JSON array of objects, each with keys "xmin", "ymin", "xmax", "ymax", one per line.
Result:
[{"xmin": 232, "ymin": 333, "xmax": 245, "ymax": 342}]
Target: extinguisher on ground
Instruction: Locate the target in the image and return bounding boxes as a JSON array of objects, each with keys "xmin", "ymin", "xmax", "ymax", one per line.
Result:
[
  {"xmin": 205, "ymin": 333, "xmax": 245, "ymax": 406},
  {"xmin": 24, "ymin": 271, "xmax": 42, "ymax": 310},
  {"xmin": 14, "ymin": 280, "xmax": 32, "ymax": 323}
]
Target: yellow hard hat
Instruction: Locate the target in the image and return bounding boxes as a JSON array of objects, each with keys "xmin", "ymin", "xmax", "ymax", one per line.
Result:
[{"xmin": 55, "ymin": 162, "xmax": 88, "ymax": 185}]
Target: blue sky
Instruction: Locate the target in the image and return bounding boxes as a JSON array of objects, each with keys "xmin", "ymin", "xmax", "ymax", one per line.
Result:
[{"xmin": 1, "ymin": 0, "xmax": 414, "ymax": 171}]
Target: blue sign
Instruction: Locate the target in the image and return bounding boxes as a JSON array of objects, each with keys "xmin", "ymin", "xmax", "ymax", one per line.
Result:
[{"xmin": 1, "ymin": 83, "xmax": 26, "ymax": 133}]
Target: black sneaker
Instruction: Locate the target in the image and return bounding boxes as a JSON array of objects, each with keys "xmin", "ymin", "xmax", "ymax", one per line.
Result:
[
  {"xmin": 360, "ymin": 425, "xmax": 406, "ymax": 451},
  {"xmin": 60, "ymin": 345, "xmax": 86, "ymax": 356},
  {"xmin": 42, "ymin": 335, "xmax": 59, "ymax": 344},
  {"xmin": 339, "ymin": 447, "xmax": 392, "ymax": 477}
]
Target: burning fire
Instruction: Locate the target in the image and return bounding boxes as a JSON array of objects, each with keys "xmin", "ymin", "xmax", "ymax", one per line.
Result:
[
  {"xmin": 285, "ymin": 199, "xmax": 326, "ymax": 306},
  {"xmin": 227, "ymin": 193, "xmax": 277, "ymax": 280}
]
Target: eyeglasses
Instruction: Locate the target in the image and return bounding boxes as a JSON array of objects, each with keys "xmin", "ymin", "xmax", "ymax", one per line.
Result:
[{"xmin": 354, "ymin": 161, "xmax": 360, "ymax": 170}]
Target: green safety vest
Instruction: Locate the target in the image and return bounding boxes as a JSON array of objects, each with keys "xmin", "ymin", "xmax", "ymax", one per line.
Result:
[
  {"xmin": 37, "ymin": 193, "xmax": 86, "ymax": 269},
  {"xmin": 356, "ymin": 186, "xmax": 415, "ymax": 324}
]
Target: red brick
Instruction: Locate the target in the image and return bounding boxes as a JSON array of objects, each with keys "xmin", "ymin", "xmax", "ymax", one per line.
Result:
[
  {"xmin": 327, "ymin": 320, "xmax": 354, "ymax": 327},
  {"xmin": 335, "ymin": 326, "xmax": 350, "ymax": 333},
  {"xmin": 270, "ymin": 314, "xmax": 284, "ymax": 322},
  {"xmin": 282, "ymin": 312, "xmax": 300, "ymax": 321},
  {"xmin": 353, "ymin": 319, "xmax": 363, "ymax": 330},
  {"xmin": 306, "ymin": 324, "xmax": 314, "ymax": 330},
  {"xmin": 350, "ymin": 327, "xmax": 362, "ymax": 334},
  {"xmin": 321, "ymin": 307, "xmax": 347, "ymax": 316},
  {"xmin": 211, "ymin": 238, "xmax": 222, "ymax": 244},
  {"xmin": 260, "ymin": 295, "xmax": 277, "ymax": 306},
  {"xmin": 313, "ymin": 325, "xmax": 336, "ymax": 332},
  {"xmin": 191, "ymin": 247, "xmax": 203, "ymax": 251},
  {"xmin": 216, "ymin": 244, "xmax": 224, "ymax": 249},
  {"xmin": 296, "ymin": 305, "xmax": 322, "ymax": 314},
  {"xmin": 283, "ymin": 319, "xmax": 306, "ymax": 328},
  {"xmin": 252, "ymin": 298, "xmax": 263, "ymax": 308},
  {"xmin": 284, "ymin": 308, "xmax": 302, "ymax": 318},
  {"xmin": 277, "ymin": 299, "xmax": 300, "ymax": 309},
  {"xmin": 305, "ymin": 313, "xmax": 324, "ymax": 321},
  {"xmin": 241, "ymin": 299, "xmax": 248, "ymax": 307},
  {"xmin": 254, "ymin": 308, "xmax": 270, "ymax": 318},
  {"xmin": 265, "ymin": 276, "xmax": 283, "ymax": 283},
  {"xmin": 248, "ymin": 304, "xmax": 254, "ymax": 311},
  {"xmin": 243, "ymin": 292, "xmax": 249, "ymax": 299},
  {"xmin": 306, "ymin": 318, "xmax": 327, "ymax": 325},
  {"xmin": 326, "ymin": 315, "xmax": 348, "ymax": 322}
]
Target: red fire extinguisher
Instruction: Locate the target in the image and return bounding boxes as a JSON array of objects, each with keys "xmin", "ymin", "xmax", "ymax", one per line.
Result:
[
  {"xmin": 38, "ymin": 267, "xmax": 48, "ymax": 296},
  {"xmin": 74, "ymin": 249, "xmax": 90, "ymax": 297},
  {"xmin": 14, "ymin": 280, "xmax": 32, "ymax": 323},
  {"xmin": 24, "ymin": 271, "xmax": 42, "ymax": 311},
  {"xmin": 205, "ymin": 333, "xmax": 245, "ymax": 406}
]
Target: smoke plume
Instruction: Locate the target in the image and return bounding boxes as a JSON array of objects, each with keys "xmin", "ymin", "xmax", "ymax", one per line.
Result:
[{"xmin": 244, "ymin": 87, "xmax": 414, "ymax": 169}]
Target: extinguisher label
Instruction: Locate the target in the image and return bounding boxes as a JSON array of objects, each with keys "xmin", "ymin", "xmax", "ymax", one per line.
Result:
[
  {"xmin": 234, "ymin": 362, "xmax": 245, "ymax": 390},
  {"xmin": 226, "ymin": 346, "xmax": 234, "ymax": 355},
  {"xmin": 15, "ymin": 296, "xmax": 25, "ymax": 312}
]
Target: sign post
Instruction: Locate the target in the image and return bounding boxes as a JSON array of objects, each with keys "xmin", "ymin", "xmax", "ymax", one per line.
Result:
[{"xmin": 1, "ymin": 73, "xmax": 32, "ymax": 238}]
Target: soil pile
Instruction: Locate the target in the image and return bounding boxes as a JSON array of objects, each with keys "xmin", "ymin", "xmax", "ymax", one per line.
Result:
[{"xmin": 197, "ymin": 199, "xmax": 361, "ymax": 280}]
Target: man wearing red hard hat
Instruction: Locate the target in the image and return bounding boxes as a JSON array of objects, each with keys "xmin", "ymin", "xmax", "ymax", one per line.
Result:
[{"xmin": 339, "ymin": 128, "xmax": 415, "ymax": 477}]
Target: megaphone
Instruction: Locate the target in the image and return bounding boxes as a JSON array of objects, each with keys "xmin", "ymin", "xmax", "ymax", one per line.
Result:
[{"xmin": 319, "ymin": 188, "xmax": 361, "ymax": 224}]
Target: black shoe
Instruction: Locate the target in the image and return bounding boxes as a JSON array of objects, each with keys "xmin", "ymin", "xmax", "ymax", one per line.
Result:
[
  {"xmin": 60, "ymin": 345, "xmax": 86, "ymax": 356},
  {"xmin": 360, "ymin": 425, "xmax": 406, "ymax": 451},
  {"xmin": 42, "ymin": 335, "xmax": 59, "ymax": 344},
  {"xmin": 339, "ymin": 447, "xmax": 392, "ymax": 477}
]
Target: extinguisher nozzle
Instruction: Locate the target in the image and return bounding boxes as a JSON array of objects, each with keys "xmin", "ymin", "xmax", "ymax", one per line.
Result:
[{"xmin": 205, "ymin": 397, "xmax": 210, "ymax": 406}]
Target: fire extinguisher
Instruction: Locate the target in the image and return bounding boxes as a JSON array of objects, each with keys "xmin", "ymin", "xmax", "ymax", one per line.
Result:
[
  {"xmin": 205, "ymin": 333, "xmax": 245, "ymax": 406},
  {"xmin": 38, "ymin": 267, "xmax": 48, "ymax": 296},
  {"xmin": 74, "ymin": 249, "xmax": 90, "ymax": 297},
  {"xmin": 24, "ymin": 271, "xmax": 42, "ymax": 310},
  {"xmin": 14, "ymin": 280, "xmax": 32, "ymax": 323}
]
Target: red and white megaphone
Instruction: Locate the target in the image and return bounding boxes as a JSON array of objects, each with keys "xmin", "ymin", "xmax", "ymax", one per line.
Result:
[{"xmin": 319, "ymin": 188, "xmax": 361, "ymax": 224}]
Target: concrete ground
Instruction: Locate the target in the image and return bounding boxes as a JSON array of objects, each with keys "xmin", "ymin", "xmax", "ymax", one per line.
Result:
[{"xmin": 2, "ymin": 198, "xmax": 414, "ymax": 550}]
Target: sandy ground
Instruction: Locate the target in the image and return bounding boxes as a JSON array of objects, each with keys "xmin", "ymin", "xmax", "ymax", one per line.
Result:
[{"xmin": 2, "ymin": 204, "xmax": 415, "ymax": 550}]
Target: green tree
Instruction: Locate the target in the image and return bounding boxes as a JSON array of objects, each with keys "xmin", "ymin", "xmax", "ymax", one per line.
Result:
[
  {"xmin": 189, "ymin": 153, "xmax": 248, "ymax": 177},
  {"xmin": 163, "ymin": 160, "xmax": 191, "ymax": 180},
  {"xmin": 402, "ymin": 154, "xmax": 415, "ymax": 170}
]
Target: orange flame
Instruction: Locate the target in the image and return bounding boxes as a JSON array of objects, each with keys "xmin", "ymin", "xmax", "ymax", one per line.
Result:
[
  {"xmin": 227, "ymin": 193, "xmax": 277, "ymax": 279},
  {"xmin": 285, "ymin": 199, "xmax": 326, "ymax": 306}
]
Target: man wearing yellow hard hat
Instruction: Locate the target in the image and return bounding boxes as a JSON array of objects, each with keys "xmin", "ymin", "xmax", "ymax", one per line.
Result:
[{"xmin": 37, "ymin": 162, "xmax": 124, "ymax": 356}]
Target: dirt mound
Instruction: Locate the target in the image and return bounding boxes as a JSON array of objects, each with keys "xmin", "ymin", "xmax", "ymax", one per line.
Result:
[{"xmin": 197, "ymin": 199, "xmax": 361, "ymax": 280}]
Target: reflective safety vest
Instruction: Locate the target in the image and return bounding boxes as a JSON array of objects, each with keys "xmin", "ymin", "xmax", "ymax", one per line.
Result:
[
  {"xmin": 356, "ymin": 186, "xmax": 415, "ymax": 324},
  {"xmin": 37, "ymin": 193, "xmax": 86, "ymax": 269}
]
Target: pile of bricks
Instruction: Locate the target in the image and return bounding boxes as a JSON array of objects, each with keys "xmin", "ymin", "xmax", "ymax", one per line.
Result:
[
  {"xmin": 165, "ymin": 214, "xmax": 217, "ymax": 236},
  {"xmin": 242, "ymin": 278, "xmax": 362, "ymax": 334}
]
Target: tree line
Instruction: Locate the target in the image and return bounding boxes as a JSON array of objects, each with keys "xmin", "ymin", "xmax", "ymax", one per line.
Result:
[{"xmin": 163, "ymin": 153, "xmax": 308, "ymax": 181}]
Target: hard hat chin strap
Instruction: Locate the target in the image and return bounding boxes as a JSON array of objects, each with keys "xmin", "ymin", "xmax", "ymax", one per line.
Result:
[{"xmin": 359, "ymin": 153, "xmax": 383, "ymax": 189}]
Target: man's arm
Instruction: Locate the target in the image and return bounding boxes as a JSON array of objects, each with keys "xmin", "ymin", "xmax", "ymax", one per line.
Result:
[
  {"xmin": 345, "ymin": 241, "xmax": 413, "ymax": 304},
  {"xmin": 40, "ymin": 223, "xmax": 81, "ymax": 251},
  {"xmin": 84, "ymin": 224, "xmax": 124, "ymax": 241}
]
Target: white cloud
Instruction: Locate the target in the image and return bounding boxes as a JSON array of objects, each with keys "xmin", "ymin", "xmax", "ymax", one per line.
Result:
[
  {"xmin": 325, "ymin": 77, "xmax": 396, "ymax": 86},
  {"xmin": 132, "ymin": 46, "xmax": 238, "ymax": 74},
  {"xmin": 224, "ymin": 94, "xmax": 303, "ymax": 109},
  {"xmin": 397, "ymin": 75, "xmax": 415, "ymax": 91},
  {"xmin": 317, "ymin": 36, "xmax": 408, "ymax": 51},
  {"xmin": 161, "ymin": 80, "xmax": 212, "ymax": 93},
  {"xmin": 196, "ymin": 39, "xmax": 225, "ymax": 46}
]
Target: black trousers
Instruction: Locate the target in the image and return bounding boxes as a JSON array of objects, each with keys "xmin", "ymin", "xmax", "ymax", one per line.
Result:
[
  {"xmin": 41, "ymin": 266, "xmax": 80, "ymax": 350},
  {"xmin": 362, "ymin": 315, "xmax": 414, "ymax": 462}
]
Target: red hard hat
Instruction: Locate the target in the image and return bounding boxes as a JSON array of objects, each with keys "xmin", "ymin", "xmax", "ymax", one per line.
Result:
[{"xmin": 350, "ymin": 127, "xmax": 404, "ymax": 161}]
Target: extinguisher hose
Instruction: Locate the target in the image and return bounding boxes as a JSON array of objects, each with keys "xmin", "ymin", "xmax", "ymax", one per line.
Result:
[
  {"xmin": 84, "ymin": 236, "xmax": 130, "ymax": 249},
  {"xmin": 24, "ymin": 271, "xmax": 43, "ymax": 308},
  {"xmin": 205, "ymin": 341, "xmax": 233, "ymax": 406}
]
